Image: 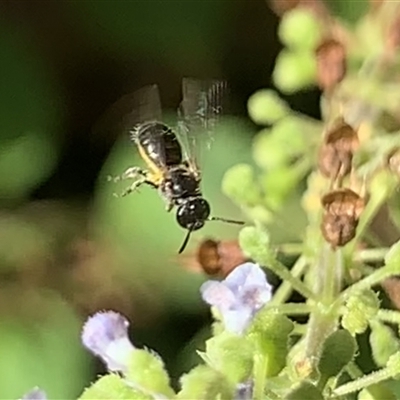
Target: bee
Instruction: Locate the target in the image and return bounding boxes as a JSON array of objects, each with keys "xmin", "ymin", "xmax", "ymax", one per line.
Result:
[{"xmin": 107, "ymin": 78, "xmax": 244, "ymax": 253}]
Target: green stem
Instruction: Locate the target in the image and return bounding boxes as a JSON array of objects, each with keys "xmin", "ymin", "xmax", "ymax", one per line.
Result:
[
  {"xmin": 377, "ymin": 309, "xmax": 400, "ymax": 325},
  {"xmin": 276, "ymin": 243, "xmax": 303, "ymax": 256},
  {"xmin": 355, "ymin": 248, "xmax": 390, "ymax": 263},
  {"xmin": 346, "ymin": 361, "xmax": 364, "ymax": 379},
  {"xmin": 270, "ymin": 256, "xmax": 308, "ymax": 305},
  {"xmin": 336, "ymin": 262, "xmax": 400, "ymax": 306},
  {"xmin": 333, "ymin": 363, "xmax": 399, "ymax": 396},
  {"xmin": 303, "ymin": 245, "xmax": 342, "ymax": 364},
  {"xmin": 253, "ymin": 353, "xmax": 268, "ymax": 400},
  {"xmin": 267, "ymin": 303, "xmax": 312, "ymax": 315}
]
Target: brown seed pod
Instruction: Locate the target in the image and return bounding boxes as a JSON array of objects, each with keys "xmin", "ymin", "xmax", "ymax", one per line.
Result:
[
  {"xmin": 321, "ymin": 188, "xmax": 365, "ymax": 247},
  {"xmin": 318, "ymin": 120, "xmax": 359, "ymax": 184},
  {"xmin": 268, "ymin": 0, "xmax": 327, "ymax": 17},
  {"xmin": 386, "ymin": 15, "xmax": 400, "ymax": 53},
  {"xmin": 315, "ymin": 38, "xmax": 346, "ymax": 92},
  {"xmin": 181, "ymin": 238, "xmax": 248, "ymax": 278}
]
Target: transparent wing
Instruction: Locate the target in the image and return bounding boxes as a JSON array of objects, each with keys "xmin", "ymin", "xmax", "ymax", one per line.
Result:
[
  {"xmin": 177, "ymin": 78, "xmax": 229, "ymax": 176},
  {"xmin": 93, "ymin": 84, "xmax": 163, "ymax": 141}
]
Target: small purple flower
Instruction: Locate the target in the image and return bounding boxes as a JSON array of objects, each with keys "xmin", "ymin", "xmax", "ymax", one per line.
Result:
[
  {"xmin": 20, "ymin": 388, "xmax": 47, "ymax": 400},
  {"xmin": 201, "ymin": 263, "xmax": 272, "ymax": 334},
  {"xmin": 82, "ymin": 310, "xmax": 135, "ymax": 372}
]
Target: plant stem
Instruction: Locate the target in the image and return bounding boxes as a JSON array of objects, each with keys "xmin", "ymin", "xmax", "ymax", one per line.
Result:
[
  {"xmin": 264, "ymin": 256, "xmax": 316, "ymax": 301},
  {"xmin": 355, "ymin": 248, "xmax": 389, "ymax": 263},
  {"xmin": 377, "ymin": 309, "xmax": 400, "ymax": 325},
  {"xmin": 303, "ymin": 245, "xmax": 342, "ymax": 364},
  {"xmin": 333, "ymin": 364, "xmax": 399, "ymax": 396},
  {"xmin": 267, "ymin": 303, "xmax": 312, "ymax": 315},
  {"xmin": 253, "ymin": 353, "xmax": 268, "ymax": 400},
  {"xmin": 336, "ymin": 262, "xmax": 400, "ymax": 305},
  {"xmin": 270, "ymin": 256, "xmax": 308, "ymax": 305}
]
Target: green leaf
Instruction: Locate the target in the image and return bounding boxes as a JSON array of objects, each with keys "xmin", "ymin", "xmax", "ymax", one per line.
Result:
[
  {"xmin": 285, "ymin": 381, "xmax": 323, "ymax": 400},
  {"xmin": 318, "ymin": 329, "xmax": 357, "ymax": 387}
]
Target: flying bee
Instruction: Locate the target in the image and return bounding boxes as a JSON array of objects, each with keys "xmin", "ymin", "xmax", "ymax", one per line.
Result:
[{"xmin": 107, "ymin": 78, "xmax": 244, "ymax": 253}]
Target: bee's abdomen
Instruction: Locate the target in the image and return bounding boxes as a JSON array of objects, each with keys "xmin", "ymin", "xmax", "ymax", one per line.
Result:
[
  {"xmin": 163, "ymin": 130, "xmax": 182, "ymax": 166},
  {"xmin": 137, "ymin": 122, "xmax": 183, "ymax": 167}
]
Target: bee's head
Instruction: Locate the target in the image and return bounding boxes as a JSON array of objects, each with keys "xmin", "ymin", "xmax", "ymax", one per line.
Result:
[{"xmin": 176, "ymin": 197, "xmax": 210, "ymax": 231}]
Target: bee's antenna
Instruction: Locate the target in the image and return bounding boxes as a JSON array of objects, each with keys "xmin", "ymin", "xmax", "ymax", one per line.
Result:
[
  {"xmin": 178, "ymin": 228, "xmax": 194, "ymax": 254},
  {"xmin": 208, "ymin": 217, "xmax": 245, "ymax": 225}
]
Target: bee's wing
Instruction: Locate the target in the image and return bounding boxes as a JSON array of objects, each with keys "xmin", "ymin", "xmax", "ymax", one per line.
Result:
[
  {"xmin": 177, "ymin": 78, "xmax": 229, "ymax": 178},
  {"xmin": 93, "ymin": 84, "xmax": 163, "ymax": 141}
]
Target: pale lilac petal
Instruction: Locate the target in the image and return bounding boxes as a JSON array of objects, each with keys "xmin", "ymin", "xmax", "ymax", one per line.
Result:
[
  {"xmin": 20, "ymin": 388, "xmax": 47, "ymax": 400},
  {"xmin": 222, "ymin": 308, "xmax": 253, "ymax": 335},
  {"xmin": 200, "ymin": 281, "xmax": 237, "ymax": 309},
  {"xmin": 240, "ymin": 284, "xmax": 273, "ymax": 311},
  {"xmin": 223, "ymin": 263, "xmax": 256, "ymax": 293}
]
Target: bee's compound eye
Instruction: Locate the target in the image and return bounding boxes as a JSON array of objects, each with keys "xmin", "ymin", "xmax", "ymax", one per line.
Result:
[{"xmin": 176, "ymin": 198, "xmax": 210, "ymax": 230}]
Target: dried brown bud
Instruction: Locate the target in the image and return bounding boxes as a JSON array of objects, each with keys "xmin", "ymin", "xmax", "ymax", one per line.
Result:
[
  {"xmin": 381, "ymin": 277, "xmax": 400, "ymax": 310},
  {"xmin": 181, "ymin": 238, "xmax": 248, "ymax": 278},
  {"xmin": 387, "ymin": 15, "xmax": 400, "ymax": 53},
  {"xmin": 316, "ymin": 38, "xmax": 346, "ymax": 92},
  {"xmin": 387, "ymin": 147, "xmax": 400, "ymax": 176},
  {"xmin": 369, "ymin": 0, "xmax": 385, "ymax": 9},
  {"xmin": 318, "ymin": 120, "xmax": 359, "ymax": 183},
  {"xmin": 321, "ymin": 188, "xmax": 365, "ymax": 247},
  {"xmin": 268, "ymin": 0, "xmax": 327, "ymax": 17}
]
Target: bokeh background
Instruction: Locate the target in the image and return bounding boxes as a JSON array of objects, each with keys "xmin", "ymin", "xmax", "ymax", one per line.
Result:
[{"xmin": 0, "ymin": 1, "xmax": 360, "ymax": 398}]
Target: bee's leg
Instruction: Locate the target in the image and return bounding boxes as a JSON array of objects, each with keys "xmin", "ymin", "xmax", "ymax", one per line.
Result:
[
  {"xmin": 116, "ymin": 178, "xmax": 147, "ymax": 198},
  {"xmin": 107, "ymin": 166, "xmax": 146, "ymax": 183},
  {"xmin": 165, "ymin": 201, "xmax": 174, "ymax": 212}
]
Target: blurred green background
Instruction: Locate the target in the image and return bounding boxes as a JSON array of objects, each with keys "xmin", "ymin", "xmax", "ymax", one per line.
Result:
[{"xmin": 0, "ymin": 0, "xmax": 338, "ymax": 398}]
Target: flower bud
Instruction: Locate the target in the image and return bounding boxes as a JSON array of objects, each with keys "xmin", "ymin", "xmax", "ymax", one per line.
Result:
[
  {"xmin": 278, "ymin": 8, "xmax": 323, "ymax": 50},
  {"xmin": 248, "ymin": 89, "xmax": 289, "ymax": 125},
  {"xmin": 222, "ymin": 164, "xmax": 263, "ymax": 207},
  {"xmin": 273, "ymin": 50, "xmax": 317, "ymax": 94},
  {"xmin": 82, "ymin": 311, "xmax": 135, "ymax": 372},
  {"xmin": 342, "ymin": 290, "xmax": 380, "ymax": 335},
  {"xmin": 239, "ymin": 226, "xmax": 272, "ymax": 261}
]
